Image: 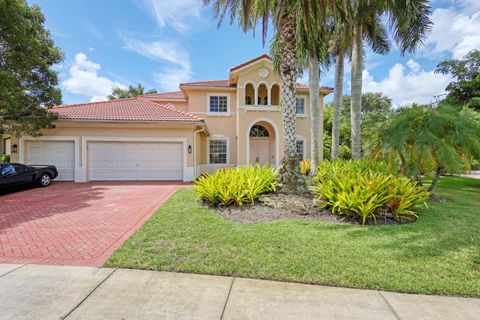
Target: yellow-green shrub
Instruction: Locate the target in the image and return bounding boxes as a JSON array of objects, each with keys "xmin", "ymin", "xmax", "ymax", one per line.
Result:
[
  {"xmin": 300, "ymin": 159, "xmax": 311, "ymax": 176},
  {"xmin": 311, "ymin": 160, "xmax": 429, "ymax": 224},
  {"xmin": 194, "ymin": 165, "xmax": 278, "ymax": 206}
]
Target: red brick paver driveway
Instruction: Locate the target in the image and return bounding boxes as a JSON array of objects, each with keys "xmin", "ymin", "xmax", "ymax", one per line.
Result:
[{"xmin": 0, "ymin": 182, "xmax": 183, "ymax": 266}]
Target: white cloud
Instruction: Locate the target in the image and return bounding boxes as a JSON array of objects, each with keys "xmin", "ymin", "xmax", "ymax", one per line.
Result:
[
  {"xmin": 423, "ymin": 6, "xmax": 480, "ymax": 59},
  {"xmin": 142, "ymin": 0, "xmax": 203, "ymax": 33},
  {"xmin": 62, "ymin": 53, "xmax": 125, "ymax": 102},
  {"xmin": 153, "ymin": 67, "xmax": 191, "ymax": 91},
  {"xmin": 458, "ymin": 0, "xmax": 480, "ymax": 15},
  {"xmin": 122, "ymin": 37, "xmax": 192, "ymax": 91},
  {"xmin": 406, "ymin": 59, "xmax": 421, "ymax": 73},
  {"xmin": 362, "ymin": 61, "xmax": 452, "ymax": 107},
  {"xmin": 123, "ymin": 38, "xmax": 190, "ymax": 70}
]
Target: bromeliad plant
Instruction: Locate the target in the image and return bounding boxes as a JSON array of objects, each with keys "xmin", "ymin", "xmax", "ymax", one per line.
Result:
[
  {"xmin": 299, "ymin": 159, "xmax": 312, "ymax": 176},
  {"xmin": 311, "ymin": 160, "xmax": 429, "ymax": 224},
  {"xmin": 194, "ymin": 165, "xmax": 278, "ymax": 206}
]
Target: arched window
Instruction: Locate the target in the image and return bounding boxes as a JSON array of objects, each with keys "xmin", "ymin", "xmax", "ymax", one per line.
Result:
[
  {"xmin": 249, "ymin": 125, "xmax": 270, "ymax": 137},
  {"xmin": 245, "ymin": 83, "xmax": 254, "ymax": 105},
  {"xmin": 258, "ymin": 83, "xmax": 268, "ymax": 105}
]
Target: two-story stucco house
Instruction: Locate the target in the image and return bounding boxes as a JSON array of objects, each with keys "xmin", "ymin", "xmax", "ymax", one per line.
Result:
[{"xmin": 6, "ymin": 54, "xmax": 332, "ymax": 182}]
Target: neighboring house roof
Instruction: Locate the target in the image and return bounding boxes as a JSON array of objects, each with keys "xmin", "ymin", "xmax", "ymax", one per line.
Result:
[
  {"xmin": 179, "ymin": 80, "xmax": 234, "ymax": 88},
  {"xmin": 230, "ymin": 54, "xmax": 272, "ymax": 72},
  {"xmin": 141, "ymin": 91, "xmax": 186, "ymax": 101},
  {"xmin": 49, "ymin": 98, "xmax": 204, "ymax": 123}
]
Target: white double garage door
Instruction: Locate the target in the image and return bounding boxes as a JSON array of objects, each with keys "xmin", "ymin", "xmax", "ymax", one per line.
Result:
[{"xmin": 27, "ymin": 140, "xmax": 183, "ymax": 181}]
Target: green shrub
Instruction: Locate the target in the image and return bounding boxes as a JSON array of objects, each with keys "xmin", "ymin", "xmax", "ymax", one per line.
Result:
[
  {"xmin": 1, "ymin": 154, "xmax": 10, "ymax": 163},
  {"xmin": 194, "ymin": 165, "xmax": 278, "ymax": 206},
  {"xmin": 311, "ymin": 160, "xmax": 429, "ymax": 224}
]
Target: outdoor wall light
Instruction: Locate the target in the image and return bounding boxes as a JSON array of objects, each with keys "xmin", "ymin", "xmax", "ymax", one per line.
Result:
[
  {"xmin": 188, "ymin": 145, "xmax": 192, "ymax": 154},
  {"xmin": 11, "ymin": 144, "xmax": 18, "ymax": 153}
]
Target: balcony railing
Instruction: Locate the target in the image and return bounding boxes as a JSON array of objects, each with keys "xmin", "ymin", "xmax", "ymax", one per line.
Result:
[{"xmin": 240, "ymin": 105, "xmax": 280, "ymax": 111}]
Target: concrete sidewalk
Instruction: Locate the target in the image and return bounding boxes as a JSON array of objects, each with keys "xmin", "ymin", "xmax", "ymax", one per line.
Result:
[
  {"xmin": 461, "ymin": 170, "xmax": 480, "ymax": 179},
  {"xmin": 0, "ymin": 264, "xmax": 479, "ymax": 320}
]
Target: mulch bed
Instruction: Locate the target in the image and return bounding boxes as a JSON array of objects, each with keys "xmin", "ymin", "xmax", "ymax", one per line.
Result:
[
  {"xmin": 210, "ymin": 193, "xmax": 341, "ymax": 224},
  {"xmin": 208, "ymin": 192, "xmax": 418, "ymax": 225}
]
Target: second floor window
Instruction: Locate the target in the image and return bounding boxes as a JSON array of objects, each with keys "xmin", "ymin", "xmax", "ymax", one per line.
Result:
[
  {"xmin": 296, "ymin": 98, "xmax": 305, "ymax": 114},
  {"xmin": 210, "ymin": 96, "xmax": 228, "ymax": 113}
]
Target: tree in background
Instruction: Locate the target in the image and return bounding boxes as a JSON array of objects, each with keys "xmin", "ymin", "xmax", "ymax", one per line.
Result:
[
  {"xmin": 108, "ymin": 84, "xmax": 157, "ymax": 100},
  {"xmin": 435, "ymin": 50, "xmax": 480, "ymax": 109},
  {"xmin": 324, "ymin": 92, "xmax": 392, "ymax": 159},
  {"xmin": 0, "ymin": 0, "xmax": 63, "ymax": 137},
  {"xmin": 376, "ymin": 105, "xmax": 480, "ymax": 192}
]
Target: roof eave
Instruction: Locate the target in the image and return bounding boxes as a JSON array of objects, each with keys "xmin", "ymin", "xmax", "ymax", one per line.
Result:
[
  {"xmin": 179, "ymin": 86, "xmax": 236, "ymax": 91},
  {"xmin": 55, "ymin": 119, "xmax": 204, "ymax": 125}
]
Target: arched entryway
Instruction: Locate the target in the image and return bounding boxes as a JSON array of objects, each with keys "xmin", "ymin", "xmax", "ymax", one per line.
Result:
[{"xmin": 247, "ymin": 120, "xmax": 278, "ymax": 166}]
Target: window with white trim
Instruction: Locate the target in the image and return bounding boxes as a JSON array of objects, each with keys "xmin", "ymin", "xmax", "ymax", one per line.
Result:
[
  {"xmin": 296, "ymin": 98, "xmax": 305, "ymax": 114},
  {"xmin": 295, "ymin": 139, "xmax": 305, "ymax": 160},
  {"xmin": 209, "ymin": 139, "xmax": 228, "ymax": 164},
  {"xmin": 209, "ymin": 95, "xmax": 228, "ymax": 113}
]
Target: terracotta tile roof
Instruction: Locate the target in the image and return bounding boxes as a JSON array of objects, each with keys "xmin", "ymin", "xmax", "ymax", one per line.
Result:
[
  {"xmin": 178, "ymin": 79, "xmax": 334, "ymax": 91},
  {"xmin": 297, "ymin": 83, "xmax": 335, "ymax": 91},
  {"xmin": 141, "ymin": 91, "xmax": 186, "ymax": 100},
  {"xmin": 230, "ymin": 54, "xmax": 272, "ymax": 72},
  {"xmin": 180, "ymin": 79, "xmax": 233, "ymax": 88},
  {"xmin": 49, "ymin": 98, "xmax": 203, "ymax": 123}
]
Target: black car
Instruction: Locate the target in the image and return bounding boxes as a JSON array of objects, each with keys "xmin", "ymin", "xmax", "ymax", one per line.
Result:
[{"xmin": 0, "ymin": 163, "xmax": 58, "ymax": 189}]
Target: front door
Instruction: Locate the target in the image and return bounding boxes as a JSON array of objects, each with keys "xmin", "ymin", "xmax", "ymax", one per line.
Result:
[{"xmin": 249, "ymin": 139, "xmax": 270, "ymax": 165}]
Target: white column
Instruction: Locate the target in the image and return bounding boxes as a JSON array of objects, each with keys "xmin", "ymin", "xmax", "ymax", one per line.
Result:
[{"xmin": 268, "ymin": 85, "xmax": 271, "ymax": 106}]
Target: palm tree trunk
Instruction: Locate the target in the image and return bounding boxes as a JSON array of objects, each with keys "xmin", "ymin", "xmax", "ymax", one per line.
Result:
[
  {"xmin": 331, "ymin": 49, "xmax": 344, "ymax": 159},
  {"xmin": 350, "ymin": 22, "xmax": 363, "ymax": 160},
  {"xmin": 278, "ymin": 13, "xmax": 300, "ymax": 191},
  {"xmin": 427, "ymin": 167, "xmax": 442, "ymax": 192},
  {"xmin": 309, "ymin": 54, "xmax": 321, "ymax": 174}
]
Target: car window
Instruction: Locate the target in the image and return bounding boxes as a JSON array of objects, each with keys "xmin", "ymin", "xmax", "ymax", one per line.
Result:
[
  {"xmin": 1, "ymin": 164, "xmax": 16, "ymax": 176},
  {"xmin": 13, "ymin": 164, "xmax": 26, "ymax": 173}
]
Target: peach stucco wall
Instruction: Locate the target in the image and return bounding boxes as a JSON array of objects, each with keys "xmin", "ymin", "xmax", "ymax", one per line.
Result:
[{"xmin": 10, "ymin": 122, "xmax": 201, "ymax": 168}]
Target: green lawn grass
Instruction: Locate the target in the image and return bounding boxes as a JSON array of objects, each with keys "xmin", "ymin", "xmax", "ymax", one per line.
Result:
[{"xmin": 106, "ymin": 176, "xmax": 480, "ymax": 297}]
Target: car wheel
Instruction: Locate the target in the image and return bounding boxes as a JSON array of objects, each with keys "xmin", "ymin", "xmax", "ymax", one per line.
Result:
[{"xmin": 38, "ymin": 173, "xmax": 51, "ymax": 187}]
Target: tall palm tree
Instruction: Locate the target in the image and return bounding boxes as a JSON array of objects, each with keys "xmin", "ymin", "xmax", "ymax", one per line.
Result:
[
  {"xmin": 108, "ymin": 84, "xmax": 157, "ymax": 100},
  {"xmin": 204, "ymin": 0, "xmax": 342, "ymax": 190},
  {"xmin": 330, "ymin": 3, "xmax": 389, "ymax": 159},
  {"xmin": 295, "ymin": 13, "xmax": 331, "ymax": 173},
  {"xmin": 329, "ymin": 19, "xmax": 350, "ymax": 160},
  {"xmin": 308, "ymin": 58, "xmax": 322, "ymax": 170},
  {"xmin": 349, "ymin": 0, "xmax": 432, "ymax": 160}
]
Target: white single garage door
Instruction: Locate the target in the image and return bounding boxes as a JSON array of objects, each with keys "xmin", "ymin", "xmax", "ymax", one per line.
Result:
[
  {"xmin": 88, "ymin": 141, "xmax": 183, "ymax": 181},
  {"xmin": 27, "ymin": 141, "xmax": 75, "ymax": 181}
]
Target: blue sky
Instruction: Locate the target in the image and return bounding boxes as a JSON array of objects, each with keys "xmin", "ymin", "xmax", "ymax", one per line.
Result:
[{"xmin": 30, "ymin": 0, "xmax": 480, "ymax": 107}]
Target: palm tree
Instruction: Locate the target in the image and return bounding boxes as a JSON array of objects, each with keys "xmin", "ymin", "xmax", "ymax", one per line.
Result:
[
  {"xmin": 330, "ymin": 19, "xmax": 349, "ymax": 160},
  {"xmin": 349, "ymin": 0, "xmax": 432, "ymax": 160},
  {"xmin": 295, "ymin": 13, "xmax": 331, "ymax": 173},
  {"xmin": 204, "ymin": 0, "xmax": 342, "ymax": 190},
  {"xmin": 108, "ymin": 84, "xmax": 157, "ymax": 100},
  {"xmin": 308, "ymin": 58, "xmax": 322, "ymax": 171},
  {"xmin": 378, "ymin": 105, "xmax": 480, "ymax": 192}
]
